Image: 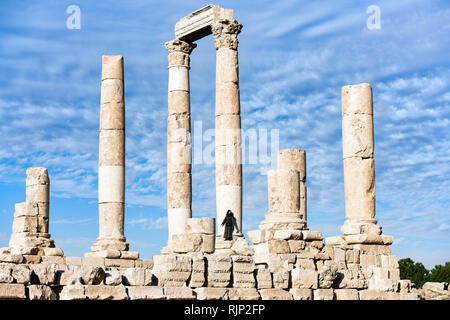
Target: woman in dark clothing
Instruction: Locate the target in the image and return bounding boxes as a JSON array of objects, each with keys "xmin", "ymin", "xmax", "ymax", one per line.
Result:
[{"xmin": 221, "ymin": 210, "xmax": 236, "ymax": 241}]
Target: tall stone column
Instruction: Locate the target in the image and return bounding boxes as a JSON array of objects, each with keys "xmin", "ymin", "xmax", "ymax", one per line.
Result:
[
  {"xmin": 212, "ymin": 19, "xmax": 243, "ymax": 236},
  {"xmin": 165, "ymin": 40, "xmax": 196, "ymax": 239},
  {"xmin": 341, "ymin": 83, "xmax": 381, "ymax": 236},
  {"xmin": 91, "ymin": 55, "xmax": 129, "ymax": 252}
]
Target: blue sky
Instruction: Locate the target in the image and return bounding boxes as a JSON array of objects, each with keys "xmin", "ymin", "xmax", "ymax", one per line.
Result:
[{"xmin": 0, "ymin": 0, "xmax": 449, "ymax": 268}]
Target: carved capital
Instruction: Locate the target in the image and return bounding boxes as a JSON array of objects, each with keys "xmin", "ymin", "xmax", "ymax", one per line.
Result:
[
  {"xmin": 164, "ymin": 39, "xmax": 197, "ymax": 54},
  {"xmin": 212, "ymin": 19, "xmax": 243, "ymax": 50}
]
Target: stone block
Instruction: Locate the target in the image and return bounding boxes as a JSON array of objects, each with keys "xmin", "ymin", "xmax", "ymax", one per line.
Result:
[
  {"xmin": 41, "ymin": 256, "xmax": 65, "ymax": 264},
  {"xmin": 85, "ymin": 285, "xmax": 128, "ymax": 300},
  {"xmin": 228, "ymin": 288, "xmax": 260, "ymax": 300},
  {"xmin": 399, "ymin": 292, "xmax": 420, "ymax": 300},
  {"xmin": 122, "ymin": 268, "xmax": 146, "ymax": 286},
  {"xmin": 346, "ymin": 249, "xmax": 360, "ymax": 264},
  {"xmin": 79, "ymin": 266, "xmax": 106, "ymax": 285},
  {"xmin": 171, "ymin": 234, "xmax": 203, "ymax": 253},
  {"xmin": 105, "ymin": 258, "xmax": 135, "ymax": 268},
  {"xmin": 259, "ymin": 288, "xmax": 293, "ymax": 300},
  {"xmin": 185, "ymin": 218, "xmax": 215, "ymax": 234},
  {"xmin": 0, "ymin": 254, "xmax": 24, "ymax": 264},
  {"xmin": 127, "ymin": 286, "xmax": 165, "ymax": 300},
  {"xmin": 256, "ymin": 268, "xmax": 272, "ymax": 289},
  {"xmin": 359, "ymin": 290, "xmax": 388, "ymax": 300},
  {"xmin": 0, "ymin": 283, "xmax": 26, "ymax": 299},
  {"xmin": 28, "ymin": 285, "xmax": 57, "ymax": 300},
  {"xmin": 164, "ymin": 287, "xmax": 196, "ymax": 300},
  {"xmin": 318, "ymin": 265, "xmax": 338, "ymax": 288},
  {"xmin": 291, "ymin": 267, "xmax": 318, "ymax": 289},
  {"xmin": 195, "ymin": 288, "xmax": 228, "ymax": 300},
  {"xmin": 295, "ymin": 258, "xmax": 315, "ymax": 270},
  {"xmin": 104, "ymin": 270, "xmax": 122, "ymax": 286},
  {"xmin": 10, "ymin": 247, "xmax": 39, "ymax": 255},
  {"xmin": 82, "ymin": 257, "xmax": 105, "ymax": 267},
  {"xmin": 11, "ymin": 264, "xmax": 31, "ymax": 284},
  {"xmin": 368, "ymin": 278, "xmax": 399, "ymax": 292},
  {"xmin": 422, "ymin": 282, "xmax": 447, "ymax": 291},
  {"xmin": 334, "ymin": 270, "xmax": 367, "ymax": 289},
  {"xmin": 334, "ymin": 289, "xmax": 359, "ymax": 300},
  {"xmin": 289, "ymin": 288, "xmax": 313, "ymax": 300},
  {"xmin": 288, "ymin": 240, "xmax": 306, "ymax": 253},
  {"xmin": 314, "ymin": 288, "xmax": 335, "ymax": 300},
  {"xmin": 134, "ymin": 259, "xmax": 154, "ymax": 269},
  {"xmin": 59, "ymin": 284, "xmax": 87, "ymax": 300},
  {"xmin": 399, "ymin": 280, "xmax": 411, "ymax": 293},
  {"xmin": 302, "ymin": 230, "xmax": 323, "ymax": 241},
  {"xmin": 231, "ymin": 238, "xmax": 254, "ymax": 256},
  {"xmin": 65, "ymin": 257, "xmax": 82, "ymax": 266},
  {"xmin": 268, "ymin": 240, "xmax": 290, "ymax": 254},
  {"xmin": 42, "ymin": 247, "xmax": 64, "ymax": 257}
]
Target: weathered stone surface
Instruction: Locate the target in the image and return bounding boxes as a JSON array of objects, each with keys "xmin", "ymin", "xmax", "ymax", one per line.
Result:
[
  {"xmin": 195, "ymin": 287, "xmax": 228, "ymax": 300},
  {"xmin": 289, "ymin": 288, "xmax": 313, "ymax": 300},
  {"xmin": 399, "ymin": 279, "xmax": 411, "ymax": 293},
  {"xmin": 295, "ymin": 258, "xmax": 315, "ymax": 270},
  {"xmin": 0, "ymin": 264, "xmax": 14, "ymax": 283},
  {"xmin": 127, "ymin": 286, "xmax": 165, "ymax": 300},
  {"xmin": 318, "ymin": 265, "xmax": 338, "ymax": 288},
  {"xmin": 11, "ymin": 264, "xmax": 31, "ymax": 284},
  {"xmin": 259, "ymin": 288, "xmax": 293, "ymax": 300},
  {"xmin": 314, "ymin": 288, "xmax": 335, "ymax": 300},
  {"xmin": 85, "ymin": 285, "xmax": 128, "ymax": 300},
  {"xmin": 359, "ymin": 290, "xmax": 388, "ymax": 300},
  {"xmin": 231, "ymin": 238, "xmax": 254, "ymax": 256},
  {"xmin": 0, "ymin": 283, "xmax": 26, "ymax": 299},
  {"xmin": 334, "ymin": 270, "xmax": 367, "ymax": 289},
  {"xmin": 288, "ymin": 240, "xmax": 306, "ymax": 253},
  {"xmin": 278, "ymin": 149, "xmax": 306, "ymax": 181},
  {"xmin": 122, "ymin": 268, "xmax": 146, "ymax": 286},
  {"xmin": 185, "ymin": 218, "xmax": 215, "ymax": 234},
  {"xmin": 256, "ymin": 268, "xmax": 272, "ymax": 289},
  {"xmin": 79, "ymin": 266, "xmax": 106, "ymax": 285},
  {"xmin": 104, "ymin": 270, "xmax": 122, "ymax": 286},
  {"xmin": 152, "ymin": 254, "xmax": 192, "ymax": 287},
  {"xmin": 291, "ymin": 267, "xmax": 318, "ymax": 289},
  {"xmin": 334, "ymin": 289, "xmax": 359, "ymax": 300},
  {"xmin": 302, "ymin": 230, "xmax": 323, "ymax": 241},
  {"xmin": 82, "ymin": 257, "xmax": 105, "ymax": 267},
  {"xmin": 268, "ymin": 240, "xmax": 290, "ymax": 254},
  {"xmin": 59, "ymin": 284, "xmax": 87, "ymax": 300},
  {"xmin": 28, "ymin": 285, "xmax": 57, "ymax": 300},
  {"xmin": 368, "ymin": 278, "xmax": 399, "ymax": 292},
  {"xmin": 104, "ymin": 258, "xmax": 135, "ymax": 268},
  {"xmin": 164, "ymin": 287, "xmax": 196, "ymax": 300},
  {"xmin": 42, "ymin": 247, "xmax": 64, "ymax": 257},
  {"xmin": 423, "ymin": 282, "xmax": 447, "ymax": 291},
  {"xmin": 228, "ymin": 288, "xmax": 260, "ymax": 300},
  {"xmin": 31, "ymin": 263, "xmax": 59, "ymax": 285},
  {"xmin": 399, "ymin": 292, "xmax": 420, "ymax": 300},
  {"xmin": 0, "ymin": 254, "xmax": 23, "ymax": 264}
]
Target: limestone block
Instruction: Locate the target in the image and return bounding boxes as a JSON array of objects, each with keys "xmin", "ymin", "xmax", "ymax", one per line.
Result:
[
  {"xmin": 122, "ymin": 268, "xmax": 146, "ymax": 286},
  {"xmin": 152, "ymin": 254, "xmax": 192, "ymax": 287},
  {"xmin": 168, "ymin": 90, "xmax": 190, "ymax": 115},
  {"xmin": 325, "ymin": 236, "xmax": 347, "ymax": 246},
  {"xmin": 368, "ymin": 278, "xmax": 399, "ymax": 292},
  {"xmin": 346, "ymin": 249, "xmax": 360, "ymax": 264},
  {"xmin": 186, "ymin": 218, "xmax": 215, "ymax": 234},
  {"xmin": 170, "ymin": 234, "xmax": 203, "ymax": 253},
  {"xmin": 333, "ymin": 247, "xmax": 346, "ymax": 262},
  {"xmin": 98, "ymin": 165, "xmax": 125, "ymax": 203},
  {"xmin": 102, "ymin": 55, "xmax": 123, "ymax": 80},
  {"xmin": 215, "ymin": 115, "xmax": 241, "ymax": 146},
  {"xmin": 288, "ymin": 240, "xmax": 306, "ymax": 253},
  {"xmin": 274, "ymin": 230, "xmax": 302, "ymax": 240},
  {"xmin": 268, "ymin": 240, "xmax": 290, "ymax": 254},
  {"xmin": 13, "ymin": 202, "xmax": 27, "ymax": 218},
  {"xmin": 359, "ymin": 290, "xmax": 388, "ymax": 300},
  {"xmin": 11, "ymin": 264, "xmax": 31, "ymax": 284},
  {"xmin": 306, "ymin": 241, "xmax": 324, "ymax": 251},
  {"xmin": 399, "ymin": 292, "xmax": 420, "ymax": 300},
  {"xmin": 343, "ymin": 158, "xmax": 375, "ymax": 220},
  {"xmin": 0, "ymin": 264, "xmax": 14, "ymax": 283},
  {"xmin": 295, "ymin": 258, "xmax": 315, "ymax": 270},
  {"xmin": 82, "ymin": 257, "xmax": 105, "ymax": 267},
  {"xmin": 101, "ymin": 78, "xmax": 124, "ymax": 105},
  {"xmin": 277, "ymin": 149, "xmax": 306, "ymax": 181},
  {"xmin": 290, "ymin": 288, "xmax": 313, "ymax": 300},
  {"xmin": 233, "ymin": 272, "xmax": 256, "ymax": 288},
  {"xmin": 228, "ymin": 288, "xmax": 260, "ymax": 300},
  {"xmin": 382, "ymin": 235, "xmax": 394, "ymax": 245},
  {"xmin": 259, "ymin": 288, "xmax": 293, "ymax": 300},
  {"xmin": 215, "ymin": 164, "xmax": 242, "ymax": 186},
  {"xmin": 267, "ymin": 169, "xmax": 300, "ymax": 213},
  {"xmin": 134, "ymin": 259, "xmax": 154, "ymax": 269},
  {"xmin": 59, "ymin": 284, "xmax": 87, "ymax": 300},
  {"xmin": 195, "ymin": 287, "xmax": 228, "ymax": 300},
  {"xmin": 85, "ymin": 285, "xmax": 128, "ymax": 300},
  {"xmin": 22, "ymin": 255, "xmax": 40, "ymax": 264},
  {"xmin": 318, "ymin": 265, "xmax": 338, "ymax": 288},
  {"xmin": 344, "ymin": 234, "xmax": 384, "ymax": 245},
  {"xmin": 334, "ymin": 270, "xmax": 367, "ymax": 289},
  {"xmin": 360, "ymin": 254, "xmax": 380, "ymax": 268},
  {"xmin": 231, "ymin": 256, "xmax": 255, "ymax": 271},
  {"xmin": 247, "ymin": 230, "xmax": 264, "ymax": 244},
  {"xmin": 231, "ymin": 238, "xmax": 253, "ymax": 256},
  {"xmin": 291, "ymin": 267, "xmax": 318, "ymax": 289},
  {"xmin": 78, "ymin": 266, "xmax": 106, "ymax": 285},
  {"xmin": 12, "ymin": 216, "xmax": 38, "ymax": 233},
  {"xmin": 353, "ymin": 244, "xmax": 391, "ymax": 255},
  {"xmin": 422, "ymin": 282, "xmax": 447, "ymax": 291},
  {"xmin": 175, "ymin": 4, "xmax": 234, "ymax": 42},
  {"xmin": 58, "ymin": 270, "xmax": 79, "ymax": 286},
  {"xmin": 26, "ymin": 184, "xmax": 49, "ymax": 203},
  {"xmin": 256, "ymin": 268, "xmax": 272, "ymax": 289},
  {"xmin": 201, "ymin": 234, "xmax": 215, "ymax": 253},
  {"xmin": 314, "ymin": 288, "xmax": 335, "ymax": 300},
  {"xmin": 104, "ymin": 270, "xmax": 122, "ymax": 286},
  {"xmin": 99, "ymin": 130, "xmax": 125, "ymax": 166},
  {"xmin": 334, "ymin": 289, "xmax": 359, "ymax": 300},
  {"xmin": 342, "ymin": 113, "xmax": 374, "ymax": 159},
  {"xmin": 167, "ymin": 173, "xmax": 191, "ymax": 208},
  {"xmin": 42, "ymin": 247, "xmax": 64, "ymax": 257},
  {"xmin": 41, "ymin": 256, "xmax": 64, "ymax": 264},
  {"xmin": 216, "ymin": 82, "xmax": 240, "ymax": 116},
  {"xmin": 207, "ymin": 254, "xmax": 232, "ymax": 272},
  {"xmin": 164, "ymin": 287, "xmax": 196, "ymax": 300},
  {"xmin": 272, "ymin": 271, "xmax": 289, "ymax": 289},
  {"xmin": 100, "ymin": 101, "xmax": 124, "ymax": 130},
  {"xmin": 85, "ymin": 250, "xmax": 121, "ymax": 259},
  {"xmin": 0, "ymin": 283, "xmax": 26, "ymax": 300},
  {"xmin": 31, "ymin": 263, "xmax": 59, "ymax": 285},
  {"xmin": 127, "ymin": 286, "xmax": 165, "ymax": 300},
  {"xmin": 105, "ymin": 259, "xmax": 135, "ymax": 269},
  {"xmin": 26, "ymin": 167, "xmax": 49, "ymax": 187},
  {"xmin": 342, "ymin": 83, "xmax": 373, "ymax": 116},
  {"xmin": 28, "ymin": 285, "xmax": 57, "ymax": 300}
]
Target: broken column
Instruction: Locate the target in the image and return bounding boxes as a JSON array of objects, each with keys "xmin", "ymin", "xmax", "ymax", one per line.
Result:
[
  {"xmin": 5, "ymin": 167, "xmax": 64, "ymax": 261},
  {"xmin": 165, "ymin": 40, "xmax": 196, "ymax": 240},
  {"xmin": 88, "ymin": 56, "xmax": 137, "ymax": 259},
  {"xmin": 212, "ymin": 19, "xmax": 243, "ymax": 236}
]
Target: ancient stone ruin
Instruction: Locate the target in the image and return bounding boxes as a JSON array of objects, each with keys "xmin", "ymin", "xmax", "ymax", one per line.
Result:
[{"xmin": 0, "ymin": 5, "xmax": 448, "ymax": 300}]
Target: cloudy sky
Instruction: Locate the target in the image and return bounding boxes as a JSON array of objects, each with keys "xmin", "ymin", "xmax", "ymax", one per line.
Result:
[{"xmin": 0, "ymin": 0, "xmax": 448, "ymax": 268}]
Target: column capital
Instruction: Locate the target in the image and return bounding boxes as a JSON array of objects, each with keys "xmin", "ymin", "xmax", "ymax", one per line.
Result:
[
  {"xmin": 164, "ymin": 39, "xmax": 197, "ymax": 54},
  {"xmin": 212, "ymin": 19, "xmax": 243, "ymax": 50}
]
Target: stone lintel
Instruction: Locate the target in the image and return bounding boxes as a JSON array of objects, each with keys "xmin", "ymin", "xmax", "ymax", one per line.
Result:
[{"xmin": 175, "ymin": 5, "xmax": 233, "ymax": 42}]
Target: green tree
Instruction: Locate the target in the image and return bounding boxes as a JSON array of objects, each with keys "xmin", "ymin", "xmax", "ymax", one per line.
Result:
[
  {"xmin": 426, "ymin": 262, "xmax": 450, "ymax": 283},
  {"xmin": 398, "ymin": 258, "xmax": 429, "ymax": 288}
]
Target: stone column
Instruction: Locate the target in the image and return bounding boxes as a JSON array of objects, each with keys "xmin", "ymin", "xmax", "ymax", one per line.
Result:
[
  {"xmin": 165, "ymin": 40, "xmax": 196, "ymax": 239},
  {"xmin": 278, "ymin": 149, "xmax": 307, "ymax": 226},
  {"xmin": 341, "ymin": 83, "xmax": 381, "ymax": 236},
  {"xmin": 9, "ymin": 167, "xmax": 54, "ymax": 248},
  {"xmin": 212, "ymin": 19, "xmax": 243, "ymax": 236},
  {"xmin": 91, "ymin": 55, "xmax": 128, "ymax": 252}
]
